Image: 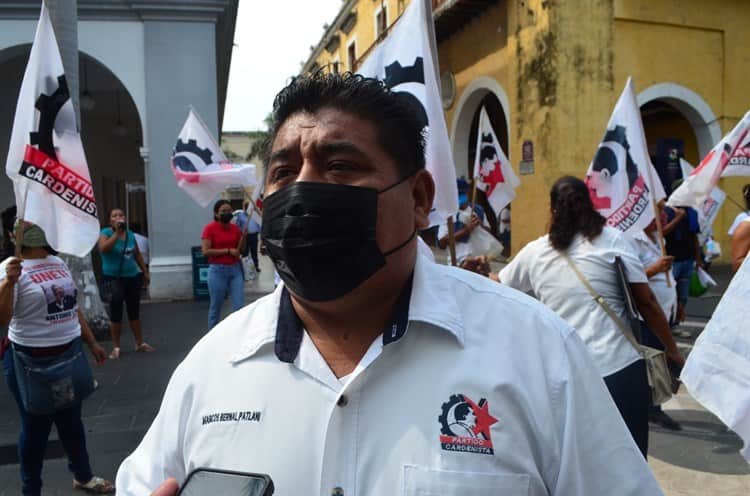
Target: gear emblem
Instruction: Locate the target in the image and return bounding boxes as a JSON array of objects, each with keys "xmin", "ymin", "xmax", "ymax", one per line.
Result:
[
  {"xmin": 173, "ymin": 139, "xmax": 214, "ymax": 172},
  {"xmin": 29, "ymin": 75, "xmax": 70, "ymax": 161},
  {"xmin": 382, "ymin": 58, "xmax": 428, "ymax": 129},
  {"xmin": 438, "ymin": 394, "xmax": 467, "ymax": 437}
]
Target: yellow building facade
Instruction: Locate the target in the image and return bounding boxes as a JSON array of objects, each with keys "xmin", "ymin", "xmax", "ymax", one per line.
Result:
[{"xmin": 304, "ymin": 0, "xmax": 750, "ymax": 261}]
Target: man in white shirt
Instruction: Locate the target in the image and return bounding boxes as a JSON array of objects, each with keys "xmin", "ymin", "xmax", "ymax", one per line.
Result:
[{"xmin": 118, "ymin": 73, "xmax": 663, "ymax": 496}]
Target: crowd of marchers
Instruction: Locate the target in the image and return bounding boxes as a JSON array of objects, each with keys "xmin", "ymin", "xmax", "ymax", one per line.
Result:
[{"xmin": 2, "ymin": 72, "xmax": 750, "ymax": 495}]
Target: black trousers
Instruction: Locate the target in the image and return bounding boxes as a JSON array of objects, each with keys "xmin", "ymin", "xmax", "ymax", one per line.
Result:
[
  {"xmin": 246, "ymin": 232, "xmax": 259, "ymax": 268},
  {"xmin": 603, "ymin": 359, "xmax": 650, "ymax": 458}
]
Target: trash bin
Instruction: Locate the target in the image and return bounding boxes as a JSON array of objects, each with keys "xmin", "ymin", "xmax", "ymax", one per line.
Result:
[{"xmin": 191, "ymin": 246, "xmax": 210, "ymax": 300}]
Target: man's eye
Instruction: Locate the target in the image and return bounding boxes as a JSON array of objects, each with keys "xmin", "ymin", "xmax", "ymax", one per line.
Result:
[
  {"xmin": 328, "ymin": 162, "xmax": 356, "ymax": 172},
  {"xmin": 270, "ymin": 168, "xmax": 295, "ymax": 182}
]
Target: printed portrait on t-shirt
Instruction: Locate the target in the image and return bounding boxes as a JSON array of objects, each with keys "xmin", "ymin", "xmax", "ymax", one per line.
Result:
[{"xmin": 42, "ymin": 281, "xmax": 77, "ymax": 321}]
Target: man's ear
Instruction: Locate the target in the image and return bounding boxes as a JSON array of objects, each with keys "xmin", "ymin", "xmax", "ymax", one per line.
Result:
[{"xmin": 411, "ymin": 169, "xmax": 435, "ymax": 230}]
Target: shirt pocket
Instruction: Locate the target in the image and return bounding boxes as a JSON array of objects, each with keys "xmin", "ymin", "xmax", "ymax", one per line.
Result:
[{"xmin": 403, "ymin": 465, "xmax": 530, "ymax": 496}]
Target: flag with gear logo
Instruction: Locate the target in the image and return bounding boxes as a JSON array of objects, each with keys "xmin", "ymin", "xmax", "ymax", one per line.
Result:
[
  {"xmin": 4, "ymin": 3, "xmax": 99, "ymax": 257},
  {"xmin": 171, "ymin": 108, "xmax": 257, "ymax": 207},
  {"xmin": 357, "ymin": 0, "xmax": 458, "ymax": 226}
]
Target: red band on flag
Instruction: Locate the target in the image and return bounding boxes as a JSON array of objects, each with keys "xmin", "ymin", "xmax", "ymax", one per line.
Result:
[{"xmin": 22, "ymin": 146, "xmax": 95, "ymax": 202}]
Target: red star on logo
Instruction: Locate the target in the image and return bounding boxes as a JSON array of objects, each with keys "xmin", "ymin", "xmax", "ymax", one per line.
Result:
[{"xmin": 464, "ymin": 397, "xmax": 499, "ymax": 440}]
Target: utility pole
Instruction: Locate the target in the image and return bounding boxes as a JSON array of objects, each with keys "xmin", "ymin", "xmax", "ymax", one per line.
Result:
[{"xmin": 46, "ymin": 0, "xmax": 110, "ymax": 336}]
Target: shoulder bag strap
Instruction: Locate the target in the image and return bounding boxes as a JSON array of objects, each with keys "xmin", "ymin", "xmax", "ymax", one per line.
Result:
[{"xmin": 560, "ymin": 252, "xmax": 642, "ymax": 353}]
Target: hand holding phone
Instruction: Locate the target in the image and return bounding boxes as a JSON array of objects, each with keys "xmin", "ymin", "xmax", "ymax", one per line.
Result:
[{"xmin": 177, "ymin": 468, "xmax": 274, "ymax": 496}]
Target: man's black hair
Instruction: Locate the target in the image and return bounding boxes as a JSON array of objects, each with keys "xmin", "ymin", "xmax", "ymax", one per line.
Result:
[{"xmin": 265, "ymin": 72, "xmax": 426, "ymax": 178}]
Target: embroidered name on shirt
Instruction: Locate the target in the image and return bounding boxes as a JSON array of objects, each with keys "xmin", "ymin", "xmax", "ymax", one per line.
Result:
[
  {"xmin": 202, "ymin": 411, "xmax": 262, "ymax": 425},
  {"xmin": 438, "ymin": 394, "xmax": 499, "ymax": 456}
]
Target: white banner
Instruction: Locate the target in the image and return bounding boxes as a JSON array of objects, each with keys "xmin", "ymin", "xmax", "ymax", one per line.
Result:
[
  {"xmin": 679, "ymin": 158, "xmax": 725, "ymax": 240},
  {"xmin": 473, "ymin": 107, "xmax": 520, "ymax": 214},
  {"xmin": 586, "ymin": 78, "xmax": 666, "ymax": 234},
  {"xmin": 682, "ymin": 256, "xmax": 750, "ymax": 462},
  {"xmin": 247, "ymin": 181, "xmax": 264, "ymax": 226},
  {"xmin": 171, "ymin": 108, "xmax": 257, "ymax": 207},
  {"xmin": 4, "ymin": 3, "xmax": 100, "ymax": 257},
  {"xmin": 668, "ymin": 111, "xmax": 750, "ymax": 210},
  {"xmin": 358, "ymin": 0, "xmax": 457, "ymax": 226}
]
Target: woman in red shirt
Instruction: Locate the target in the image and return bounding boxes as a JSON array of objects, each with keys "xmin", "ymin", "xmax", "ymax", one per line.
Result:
[{"xmin": 201, "ymin": 200, "xmax": 246, "ymax": 330}]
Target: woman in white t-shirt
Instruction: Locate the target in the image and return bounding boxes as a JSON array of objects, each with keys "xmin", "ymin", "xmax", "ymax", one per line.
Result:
[
  {"xmin": 0, "ymin": 223, "xmax": 113, "ymax": 494},
  {"xmin": 499, "ymin": 176, "xmax": 684, "ymax": 457}
]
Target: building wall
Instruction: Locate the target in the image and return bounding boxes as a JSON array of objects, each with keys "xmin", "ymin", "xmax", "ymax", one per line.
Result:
[
  {"xmin": 306, "ymin": 0, "xmax": 750, "ymax": 262},
  {"xmin": 143, "ymin": 20, "xmax": 220, "ymax": 299},
  {"xmin": 613, "ymin": 0, "xmax": 750, "ymax": 256},
  {"xmin": 313, "ymin": 0, "xmax": 407, "ymax": 73}
]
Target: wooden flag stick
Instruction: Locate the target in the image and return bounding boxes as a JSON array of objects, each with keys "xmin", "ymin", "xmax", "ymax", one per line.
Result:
[
  {"xmin": 13, "ymin": 188, "xmax": 29, "ymax": 258},
  {"xmin": 13, "ymin": 219, "xmax": 24, "ymax": 258},
  {"xmin": 446, "ymin": 216, "xmax": 457, "ymax": 267},
  {"xmin": 651, "ymin": 200, "xmax": 671, "ymax": 288},
  {"xmin": 470, "ymin": 179, "xmax": 478, "ymax": 214},
  {"xmin": 726, "ymin": 194, "xmax": 747, "ymax": 212}
]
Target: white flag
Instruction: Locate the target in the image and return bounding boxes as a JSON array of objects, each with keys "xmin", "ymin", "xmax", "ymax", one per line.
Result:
[
  {"xmin": 4, "ymin": 4, "xmax": 99, "ymax": 257},
  {"xmin": 682, "ymin": 256, "xmax": 750, "ymax": 462},
  {"xmin": 171, "ymin": 108, "xmax": 257, "ymax": 207},
  {"xmin": 247, "ymin": 182, "xmax": 264, "ymax": 227},
  {"xmin": 668, "ymin": 111, "xmax": 750, "ymax": 210},
  {"xmin": 678, "ymin": 158, "xmax": 725, "ymax": 241},
  {"xmin": 585, "ymin": 78, "xmax": 666, "ymax": 233},
  {"xmin": 473, "ymin": 107, "xmax": 520, "ymax": 214},
  {"xmin": 358, "ymin": 0, "xmax": 457, "ymax": 225}
]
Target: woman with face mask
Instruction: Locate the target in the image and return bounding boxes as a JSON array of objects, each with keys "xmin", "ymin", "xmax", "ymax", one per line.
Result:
[
  {"xmin": 98, "ymin": 208, "xmax": 153, "ymax": 359},
  {"xmin": 201, "ymin": 200, "xmax": 245, "ymax": 330}
]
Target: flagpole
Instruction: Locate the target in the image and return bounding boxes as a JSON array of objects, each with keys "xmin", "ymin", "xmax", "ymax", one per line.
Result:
[
  {"xmin": 13, "ymin": 188, "xmax": 29, "ymax": 258},
  {"xmin": 446, "ymin": 216, "xmax": 457, "ymax": 266},
  {"xmin": 470, "ymin": 179, "xmax": 478, "ymax": 214}
]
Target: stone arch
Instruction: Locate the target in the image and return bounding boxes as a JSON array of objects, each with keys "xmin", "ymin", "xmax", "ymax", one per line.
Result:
[
  {"xmin": 0, "ymin": 44, "xmax": 147, "ymax": 235},
  {"xmin": 450, "ymin": 76, "xmax": 511, "ymax": 180},
  {"xmin": 637, "ymin": 82, "xmax": 722, "ymax": 158}
]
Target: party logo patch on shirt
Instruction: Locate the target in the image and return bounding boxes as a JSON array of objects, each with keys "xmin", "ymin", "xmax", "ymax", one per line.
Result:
[{"xmin": 438, "ymin": 394, "xmax": 498, "ymax": 455}]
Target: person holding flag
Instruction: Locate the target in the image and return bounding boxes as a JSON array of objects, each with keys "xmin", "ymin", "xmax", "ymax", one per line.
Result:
[
  {"xmin": 0, "ymin": 223, "xmax": 113, "ymax": 495},
  {"xmin": 4, "ymin": 1, "xmax": 100, "ymax": 258}
]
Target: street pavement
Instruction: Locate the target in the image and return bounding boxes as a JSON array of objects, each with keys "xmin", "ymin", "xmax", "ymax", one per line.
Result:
[{"xmin": 0, "ymin": 256, "xmax": 747, "ymax": 494}]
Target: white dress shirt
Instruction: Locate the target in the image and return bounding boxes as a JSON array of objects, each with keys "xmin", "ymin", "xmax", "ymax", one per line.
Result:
[
  {"xmin": 499, "ymin": 227, "xmax": 648, "ymax": 377},
  {"xmin": 116, "ymin": 253, "xmax": 662, "ymax": 495}
]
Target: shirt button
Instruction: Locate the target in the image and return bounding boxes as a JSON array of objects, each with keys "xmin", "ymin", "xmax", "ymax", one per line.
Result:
[
  {"xmin": 337, "ymin": 395, "xmax": 348, "ymax": 407},
  {"xmin": 332, "ymin": 487, "xmax": 344, "ymax": 496}
]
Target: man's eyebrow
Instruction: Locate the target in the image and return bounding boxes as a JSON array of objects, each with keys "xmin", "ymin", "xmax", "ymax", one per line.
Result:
[
  {"xmin": 316, "ymin": 141, "xmax": 370, "ymax": 161},
  {"xmin": 268, "ymin": 147, "xmax": 293, "ymax": 164}
]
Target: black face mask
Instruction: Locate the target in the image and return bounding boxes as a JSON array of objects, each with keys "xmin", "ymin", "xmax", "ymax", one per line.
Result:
[
  {"xmin": 218, "ymin": 212, "xmax": 233, "ymax": 223},
  {"xmin": 261, "ymin": 180, "xmax": 415, "ymax": 302}
]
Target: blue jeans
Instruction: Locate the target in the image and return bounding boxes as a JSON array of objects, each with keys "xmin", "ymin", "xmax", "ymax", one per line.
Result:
[
  {"xmin": 207, "ymin": 262, "xmax": 245, "ymax": 330},
  {"xmin": 672, "ymin": 260, "xmax": 694, "ymax": 307},
  {"xmin": 3, "ymin": 348, "xmax": 93, "ymax": 495}
]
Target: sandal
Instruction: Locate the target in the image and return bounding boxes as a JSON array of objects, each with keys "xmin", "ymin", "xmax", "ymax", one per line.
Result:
[
  {"xmin": 135, "ymin": 342, "xmax": 155, "ymax": 352},
  {"xmin": 108, "ymin": 347, "xmax": 120, "ymax": 360},
  {"xmin": 73, "ymin": 475, "xmax": 114, "ymax": 494}
]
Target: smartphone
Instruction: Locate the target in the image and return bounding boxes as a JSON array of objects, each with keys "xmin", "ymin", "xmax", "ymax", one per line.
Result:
[{"xmin": 177, "ymin": 468, "xmax": 274, "ymax": 496}]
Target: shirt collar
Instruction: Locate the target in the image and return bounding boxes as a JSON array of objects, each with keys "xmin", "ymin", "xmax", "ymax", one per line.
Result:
[{"xmin": 230, "ymin": 253, "xmax": 465, "ymax": 364}]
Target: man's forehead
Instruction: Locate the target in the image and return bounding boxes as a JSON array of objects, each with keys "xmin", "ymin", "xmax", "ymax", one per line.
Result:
[{"xmin": 272, "ymin": 109, "xmax": 377, "ymax": 149}]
